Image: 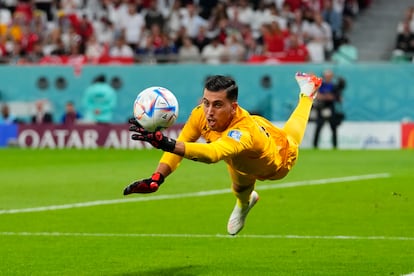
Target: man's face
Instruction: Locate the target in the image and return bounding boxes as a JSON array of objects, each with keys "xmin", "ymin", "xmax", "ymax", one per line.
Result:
[
  {"xmin": 202, "ymin": 89, "xmax": 237, "ymax": 132},
  {"xmin": 323, "ymin": 70, "xmax": 334, "ymax": 82},
  {"xmin": 35, "ymin": 102, "xmax": 43, "ymax": 111},
  {"xmin": 66, "ymin": 104, "xmax": 75, "ymax": 113}
]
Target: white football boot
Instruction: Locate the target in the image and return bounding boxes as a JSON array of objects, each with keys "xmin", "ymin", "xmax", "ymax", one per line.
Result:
[
  {"xmin": 227, "ymin": 191, "xmax": 259, "ymax": 235},
  {"xmin": 295, "ymin": 72, "xmax": 322, "ymax": 99}
]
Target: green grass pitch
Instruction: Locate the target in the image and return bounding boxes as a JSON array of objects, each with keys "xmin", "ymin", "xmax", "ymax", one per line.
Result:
[{"xmin": 1, "ymin": 148, "xmax": 413, "ymax": 275}]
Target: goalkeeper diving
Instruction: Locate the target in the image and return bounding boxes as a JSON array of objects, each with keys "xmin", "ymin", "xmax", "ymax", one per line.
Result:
[{"xmin": 123, "ymin": 72, "xmax": 322, "ymax": 235}]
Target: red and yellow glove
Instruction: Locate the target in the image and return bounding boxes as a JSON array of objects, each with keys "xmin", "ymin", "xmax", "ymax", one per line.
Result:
[
  {"xmin": 129, "ymin": 118, "xmax": 176, "ymax": 152},
  {"xmin": 123, "ymin": 173, "xmax": 164, "ymax": 195}
]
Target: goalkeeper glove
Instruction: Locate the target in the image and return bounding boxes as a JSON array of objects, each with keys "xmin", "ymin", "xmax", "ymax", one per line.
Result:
[
  {"xmin": 129, "ymin": 118, "xmax": 176, "ymax": 152},
  {"xmin": 123, "ymin": 173, "xmax": 164, "ymax": 195}
]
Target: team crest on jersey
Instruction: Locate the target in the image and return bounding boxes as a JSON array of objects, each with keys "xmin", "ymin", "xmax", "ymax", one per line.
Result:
[{"xmin": 228, "ymin": 130, "xmax": 242, "ymax": 141}]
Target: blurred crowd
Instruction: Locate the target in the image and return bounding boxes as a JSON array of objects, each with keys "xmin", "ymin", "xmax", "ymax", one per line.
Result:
[
  {"xmin": 393, "ymin": 5, "xmax": 414, "ymax": 63},
  {"xmin": 0, "ymin": 0, "xmax": 371, "ymax": 65}
]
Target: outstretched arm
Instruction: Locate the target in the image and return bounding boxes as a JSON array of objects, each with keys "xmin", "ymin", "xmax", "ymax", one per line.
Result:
[
  {"xmin": 123, "ymin": 119, "xmax": 186, "ymax": 195},
  {"xmin": 130, "ymin": 118, "xmax": 248, "ymax": 164}
]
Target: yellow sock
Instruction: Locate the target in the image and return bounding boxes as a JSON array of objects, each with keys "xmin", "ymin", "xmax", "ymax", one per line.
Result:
[
  {"xmin": 282, "ymin": 96, "xmax": 313, "ymax": 145},
  {"xmin": 234, "ymin": 186, "xmax": 254, "ymax": 208}
]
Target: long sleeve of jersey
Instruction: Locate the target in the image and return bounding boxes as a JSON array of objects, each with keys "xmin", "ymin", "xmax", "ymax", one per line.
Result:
[
  {"xmin": 183, "ymin": 131, "xmax": 253, "ymax": 163},
  {"xmin": 158, "ymin": 106, "xmax": 204, "ymax": 172}
]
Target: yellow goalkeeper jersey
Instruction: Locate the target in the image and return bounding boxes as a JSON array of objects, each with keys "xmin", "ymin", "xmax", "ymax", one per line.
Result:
[{"xmin": 159, "ymin": 104, "xmax": 297, "ymax": 180}]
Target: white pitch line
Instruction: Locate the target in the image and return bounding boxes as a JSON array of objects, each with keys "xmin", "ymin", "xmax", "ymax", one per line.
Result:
[
  {"xmin": 0, "ymin": 231, "xmax": 413, "ymax": 241},
  {"xmin": 0, "ymin": 173, "xmax": 390, "ymax": 215}
]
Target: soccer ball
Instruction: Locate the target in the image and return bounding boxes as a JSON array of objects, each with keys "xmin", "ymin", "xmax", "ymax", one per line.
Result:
[{"xmin": 133, "ymin": 86, "xmax": 179, "ymax": 132}]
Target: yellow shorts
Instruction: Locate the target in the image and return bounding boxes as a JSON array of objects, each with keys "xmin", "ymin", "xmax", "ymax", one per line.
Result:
[{"xmin": 268, "ymin": 135, "xmax": 299, "ymax": 180}]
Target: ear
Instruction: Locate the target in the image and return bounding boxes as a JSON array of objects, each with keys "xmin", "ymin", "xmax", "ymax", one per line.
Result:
[{"xmin": 231, "ymin": 102, "xmax": 238, "ymax": 114}]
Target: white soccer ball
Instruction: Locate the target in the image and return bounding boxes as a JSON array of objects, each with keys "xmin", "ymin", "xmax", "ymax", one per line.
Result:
[{"xmin": 133, "ymin": 86, "xmax": 179, "ymax": 132}]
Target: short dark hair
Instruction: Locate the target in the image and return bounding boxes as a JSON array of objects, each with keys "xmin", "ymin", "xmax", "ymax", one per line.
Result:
[
  {"xmin": 204, "ymin": 75, "xmax": 238, "ymax": 101},
  {"xmin": 93, "ymin": 74, "xmax": 106, "ymax": 83}
]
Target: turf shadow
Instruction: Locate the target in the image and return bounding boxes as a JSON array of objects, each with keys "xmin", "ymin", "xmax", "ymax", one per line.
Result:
[{"xmin": 115, "ymin": 264, "xmax": 205, "ymax": 276}]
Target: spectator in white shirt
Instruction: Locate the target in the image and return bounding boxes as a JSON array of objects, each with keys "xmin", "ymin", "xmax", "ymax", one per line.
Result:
[
  {"xmin": 180, "ymin": 3, "xmax": 208, "ymax": 39},
  {"xmin": 105, "ymin": 0, "xmax": 129, "ymax": 36},
  {"xmin": 201, "ymin": 36, "xmax": 226, "ymax": 64},
  {"xmin": 85, "ymin": 34, "xmax": 105, "ymax": 62},
  {"xmin": 92, "ymin": 16, "xmax": 115, "ymax": 46},
  {"xmin": 164, "ymin": 0, "xmax": 185, "ymax": 37},
  {"xmin": 121, "ymin": 2, "xmax": 146, "ymax": 51},
  {"xmin": 226, "ymin": 0, "xmax": 255, "ymax": 27},
  {"xmin": 109, "ymin": 35, "xmax": 134, "ymax": 58},
  {"xmin": 304, "ymin": 12, "xmax": 333, "ymax": 63},
  {"xmin": 178, "ymin": 36, "xmax": 200, "ymax": 63},
  {"xmin": 223, "ymin": 32, "xmax": 246, "ymax": 63}
]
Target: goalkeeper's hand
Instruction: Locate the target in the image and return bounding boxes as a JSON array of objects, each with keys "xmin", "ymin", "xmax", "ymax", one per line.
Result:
[
  {"xmin": 123, "ymin": 173, "xmax": 164, "ymax": 195},
  {"xmin": 129, "ymin": 118, "xmax": 176, "ymax": 152}
]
